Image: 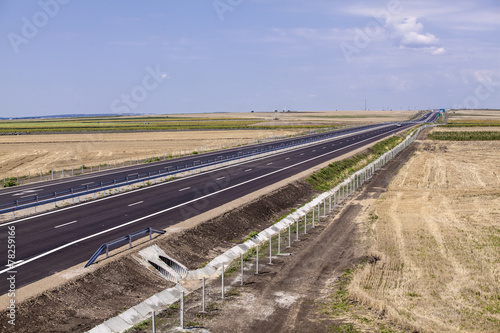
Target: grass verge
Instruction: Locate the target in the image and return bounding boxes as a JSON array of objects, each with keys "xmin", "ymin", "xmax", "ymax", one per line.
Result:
[{"xmin": 306, "ymin": 136, "xmax": 402, "ymax": 191}]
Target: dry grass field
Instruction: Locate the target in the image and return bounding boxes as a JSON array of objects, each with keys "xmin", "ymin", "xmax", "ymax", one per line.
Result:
[
  {"xmin": 448, "ymin": 109, "xmax": 500, "ymax": 120},
  {"xmin": 181, "ymin": 110, "xmax": 417, "ymax": 124},
  {"xmin": 0, "ymin": 111, "xmax": 418, "ymax": 179},
  {"xmin": 0, "ymin": 129, "xmax": 303, "ymax": 178},
  {"xmin": 349, "ymin": 140, "xmax": 500, "ymax": 332}
]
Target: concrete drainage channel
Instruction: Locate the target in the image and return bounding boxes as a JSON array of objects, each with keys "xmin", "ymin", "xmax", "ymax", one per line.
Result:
[{"xmin": 87, "ymin": 124, "xmax": 434, "ymax": 333}]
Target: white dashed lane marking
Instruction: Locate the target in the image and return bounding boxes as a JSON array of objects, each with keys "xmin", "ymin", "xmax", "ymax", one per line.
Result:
[{"xmin": 54, "ymin": 221, "xmax": 77, "ymax": 229}]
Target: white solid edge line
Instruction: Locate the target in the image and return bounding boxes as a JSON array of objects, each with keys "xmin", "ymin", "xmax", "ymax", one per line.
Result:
[
  {"xmin": 0, "ymin": 130, "xmax": 393, "ymax": 275},
  {"xmin": 54, "ymin": 220, "xmax": 78, "ymax": 229}
]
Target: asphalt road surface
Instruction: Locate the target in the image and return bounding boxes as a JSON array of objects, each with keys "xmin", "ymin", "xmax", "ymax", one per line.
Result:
[{"xmin": 0, "ymin": 114, "xmax": 438, "ymax": 293}]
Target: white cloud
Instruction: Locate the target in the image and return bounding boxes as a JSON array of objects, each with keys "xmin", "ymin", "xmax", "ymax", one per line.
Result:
[
  {"xmin": 431, "ymin": 47, "xmax": 445, "ymax": 55},
  {"xmin": 392, "ymin": 17, "xmax": 439, "ymax": 48}
]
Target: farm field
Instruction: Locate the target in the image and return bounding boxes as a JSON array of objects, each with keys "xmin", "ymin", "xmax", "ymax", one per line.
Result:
[
  {"xmin": 447, "ymin": 109, "xmax": 500, "ymax": 121},
  {"xmin": 349, "ymin": 140, "xmax": 500, "ymax": 332},
  {"xmin": 0, "ymin": 129, "xmax": 303, "ymax": 178},
  {"xmin": 0, "ymin": 111, "xmax": 417, "ymax": 179}
]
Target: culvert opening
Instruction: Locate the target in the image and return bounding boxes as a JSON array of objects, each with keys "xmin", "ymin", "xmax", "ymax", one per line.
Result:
[
  {"xmin": 159, "ymin": 256, "xmax": 187, "ymax": 276},
  {"xmin": 148, "ymin": 260, "xmax": 176, "ymax": 281}
]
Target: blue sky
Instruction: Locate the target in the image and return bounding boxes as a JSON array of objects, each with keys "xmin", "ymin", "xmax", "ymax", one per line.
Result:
[{"xmin": 1, "ymin": 0, "xmax": 499, "ymax": 117}]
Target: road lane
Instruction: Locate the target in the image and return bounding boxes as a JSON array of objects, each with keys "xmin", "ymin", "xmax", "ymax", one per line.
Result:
[{"xmin": 0, "ymin": 120, "xmax": 429, "ymax": 292}]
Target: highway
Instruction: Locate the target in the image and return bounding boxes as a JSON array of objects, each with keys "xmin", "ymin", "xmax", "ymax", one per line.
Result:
[
  {"xmin": 0, "ymin": 113, "xmax": 437, "ymax": 293},
  {"xmin": 0, "ymin": 123, "xmax": 387, "ymax": 211}
]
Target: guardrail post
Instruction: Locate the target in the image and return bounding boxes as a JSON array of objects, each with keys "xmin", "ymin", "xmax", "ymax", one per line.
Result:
[
  {"xmin": 128, "ymin": 235, "xmax": 132, "ymax": 248},
  {"xmin": 106, "ymin": 245, "xmax": 109, "ymax": 258}
]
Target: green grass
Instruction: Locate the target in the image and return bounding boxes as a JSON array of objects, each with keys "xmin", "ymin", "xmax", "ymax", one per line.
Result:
[
  {"xmin": 2, "ymin": 177, "xmax": 18, "ymax": 187},
  {"xmin": 445, "ymin": 119, "xmax": 500, "ymax": 127},
  {"xmin": 306, "ymin": 136, "xmax": 402, "ymax": 191},
  {"xmin": 428, "ymin": 131, "xmax": 500, "ymax": 141}
]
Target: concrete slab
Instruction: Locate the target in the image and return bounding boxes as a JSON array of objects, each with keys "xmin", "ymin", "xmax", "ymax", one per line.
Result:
[
  {"xmin": 132, "ymin": 302, "xmax": 154, "ymax": 317},
  {"xmin": 237, "ymin": 244, "xmax": 249, "ymax": 252},
  {"xmin": 87, "ymin": 324, "xmax": 114, "ymax": 333},
  {"xmin": 102, "ymin": 316, "xmax": 131, "ymax": 333},
  {"xmin": 119, "ymin": 308, "xmax": 142, "ymax": 325},
  {"xmin": 156, "ymin": 289, "xmax": 178, "ymax": 304},
  {"xmin": 174, "ymin": 284, "xmax": 187, "ymax": 293},
  {"xmin": 144, "ymin": 294, "xmax": 167, "ymax": 311}
]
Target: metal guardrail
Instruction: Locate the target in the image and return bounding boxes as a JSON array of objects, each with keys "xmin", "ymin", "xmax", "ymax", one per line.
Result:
[
  {"xmin": 0, "ymin": 123, "xmax": 393, "ymax": 216},
  {"xmin": 84, "ymin": 227, "xmax": 166, "ymax": 268}
]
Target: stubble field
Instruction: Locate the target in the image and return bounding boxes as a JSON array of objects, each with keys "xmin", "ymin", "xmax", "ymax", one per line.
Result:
[
  {"xmin": 349, "ymin": 140, "xmax": 500, "ymax": 332},
  {"xmin": 0, "ymin": 110, "xmax": 417, "ymax": 179}
]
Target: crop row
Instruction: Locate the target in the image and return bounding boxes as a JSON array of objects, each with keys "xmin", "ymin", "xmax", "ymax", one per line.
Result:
[{"xmin": 428, "ymin": 131, "xmax": 500, "ymax": 141}]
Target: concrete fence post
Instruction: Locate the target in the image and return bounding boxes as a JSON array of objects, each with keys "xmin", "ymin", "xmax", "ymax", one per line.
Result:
[
  {"xmin": 256, "ymin": 245, "xmax": 259, "ymax": 275},
  {"xmin": 180, "ymin": 291, "xmax": 185, "ymax": 329},
  {"xmin": 296, "ymin": 218, "xmax": 299, "ymax": 241},
  {"xmin": 288, "ymin": 224, "xmax": 291, "ymax": 247},
  {"xmin": 222, "ymin": 264, "xmax": 225, "ymax": 299},
  {"xmin": 269, "ymin": 237, "xmax": 272, "ymax": 264},
  {"xmin": 278, "ymin": 230, "xmax": 281, "ymax": 254},
  {"xmin": 202, "ymin": 276, "xmax": 206, "ymax": 312},
  {"xmin": 241, "ymin": 253, "xmax": 244, "ymax": 286},
  {"xmin": 152, "ymin": 311, "xmax": 156, "ymax": 333},
  {"xmin": 312, "ymin": 207, "xmax": 315, "ymax": 228}
]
